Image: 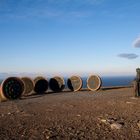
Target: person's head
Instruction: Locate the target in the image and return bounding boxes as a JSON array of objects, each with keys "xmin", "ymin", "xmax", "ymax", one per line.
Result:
[{"xmin": 136, "ymin": 68, "xmax": 140, "ymax": 73}]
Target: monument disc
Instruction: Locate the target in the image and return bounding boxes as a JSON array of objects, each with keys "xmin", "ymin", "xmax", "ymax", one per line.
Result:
[
  {"xmin": 87, "ymin": 75, "xmax": 102, "ymax": 91},
  {"xmin": 67, "ymin": 76, "xmax": 82, "ymax": 92},
  {"xmin": 49, "ymin": 76, "xmax": 65, "ymax": 92}
]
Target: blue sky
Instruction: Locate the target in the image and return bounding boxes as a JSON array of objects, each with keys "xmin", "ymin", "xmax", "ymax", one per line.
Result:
[{"xmin": 0, "ymin": 0, "xmax": 140, "ymax": 76}]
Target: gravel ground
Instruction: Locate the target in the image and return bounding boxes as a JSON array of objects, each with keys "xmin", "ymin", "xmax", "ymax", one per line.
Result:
[{"xmin": 0, "ymin": 87, "xmax": 140, "ymax": 140}]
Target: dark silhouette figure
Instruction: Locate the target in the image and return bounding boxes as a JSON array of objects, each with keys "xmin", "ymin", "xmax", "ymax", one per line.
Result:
[{"xmin": 133, "ymin": 68, "xmax": 140, "ymax": 97}]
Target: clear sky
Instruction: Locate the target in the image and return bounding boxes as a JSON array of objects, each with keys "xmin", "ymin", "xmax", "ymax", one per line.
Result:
[{"xmin": 0, "ymin": 0, "xmax": 140, "ymax": 76}]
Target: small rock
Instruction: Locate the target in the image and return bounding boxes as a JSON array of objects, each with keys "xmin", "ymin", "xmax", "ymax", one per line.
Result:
[
  {"xmin": 126, "ymin": 101, "xmax": 136, "ymax": 104},
  {"xmin": 45, "ymin": 135, "xmax": 50, "ymax": 139},
  {"xmin": 68, "ymin": 127, "xmax": 72, "ymax": 130},
  {"xmin": 76, "ymin": 114, "xmax": 81, "ymax": 117},
  {"xmin": 126, "ymin": 101, "xmax": 132, "ymax": 104},
  {"xmin": 110, "ymin": 123, "xmax": 123, "ymax": 130},
  {"xmin": 8, "ymin": 112, "xmax": 11, "ymax": 115},
  {"xmin": 106, "ymin": 118, "xmax": 117, "ymax": 124},
  {"xmin": 101, "ymin": 119, "xmax": 107, "ymax": 123},
  {"xmin": 137, "ymin": 122, "xmax": 140, "ymax": 129}
]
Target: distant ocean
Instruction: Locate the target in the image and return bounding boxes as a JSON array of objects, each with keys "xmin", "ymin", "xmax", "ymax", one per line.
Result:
[
  {"xmin": 0, "ymin": 76, "xmax": 135, "ymax": 87},
  {"xmin": 82, "ymin": 76, "xmax": 135, "ymax": 88},
  {"xmin": 65, "ymin": 76, "xmax": 135, "ymax": 88}
]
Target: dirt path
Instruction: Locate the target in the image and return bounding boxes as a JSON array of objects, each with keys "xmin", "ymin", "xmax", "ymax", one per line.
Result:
[{"xmin": 0, "ymin": 87, "xmax": 140, "ymax": 140}]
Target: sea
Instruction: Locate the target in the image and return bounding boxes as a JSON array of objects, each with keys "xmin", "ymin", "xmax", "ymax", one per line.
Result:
[
  {"xmin": 82, "ymin": 76, "xmax": 135, "ymax": 88},
  {"xmin": 0, "ymin": 76, "xmax": 135, "ymax": 87}
]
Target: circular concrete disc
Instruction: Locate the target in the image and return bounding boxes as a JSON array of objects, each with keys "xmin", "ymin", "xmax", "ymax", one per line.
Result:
[
  {"xmin": 67, "ymin": 76, "xmax": 82, "ymax": 92},
  {"xmin": 49, "ymin": 76, "xmax": 65, "ymax": 92},
  {"xmin": 21, "ymin": 77, "xmax": 34, "ymax": 95},
  {"xmin": 1, "ymin": 77, "xmax": 24, "ymax": 99},
  {"xmin": 34, "ymin": 77, "xmax": 48, "ymax": 94},
  {"xmin": 87, "ymin": 75, "xmax": 102, "ymax": 91}
]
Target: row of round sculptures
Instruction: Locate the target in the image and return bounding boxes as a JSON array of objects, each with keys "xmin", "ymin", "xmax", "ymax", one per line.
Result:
[{"xmin": 0, "ymin": 75, "xmax": 102, "ymax": 101}]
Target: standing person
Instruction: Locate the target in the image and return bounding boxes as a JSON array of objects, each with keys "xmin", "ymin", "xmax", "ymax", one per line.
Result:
[{"xmin": 133, "ymin": 68, "xmax": 140, "ymax": 97}]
